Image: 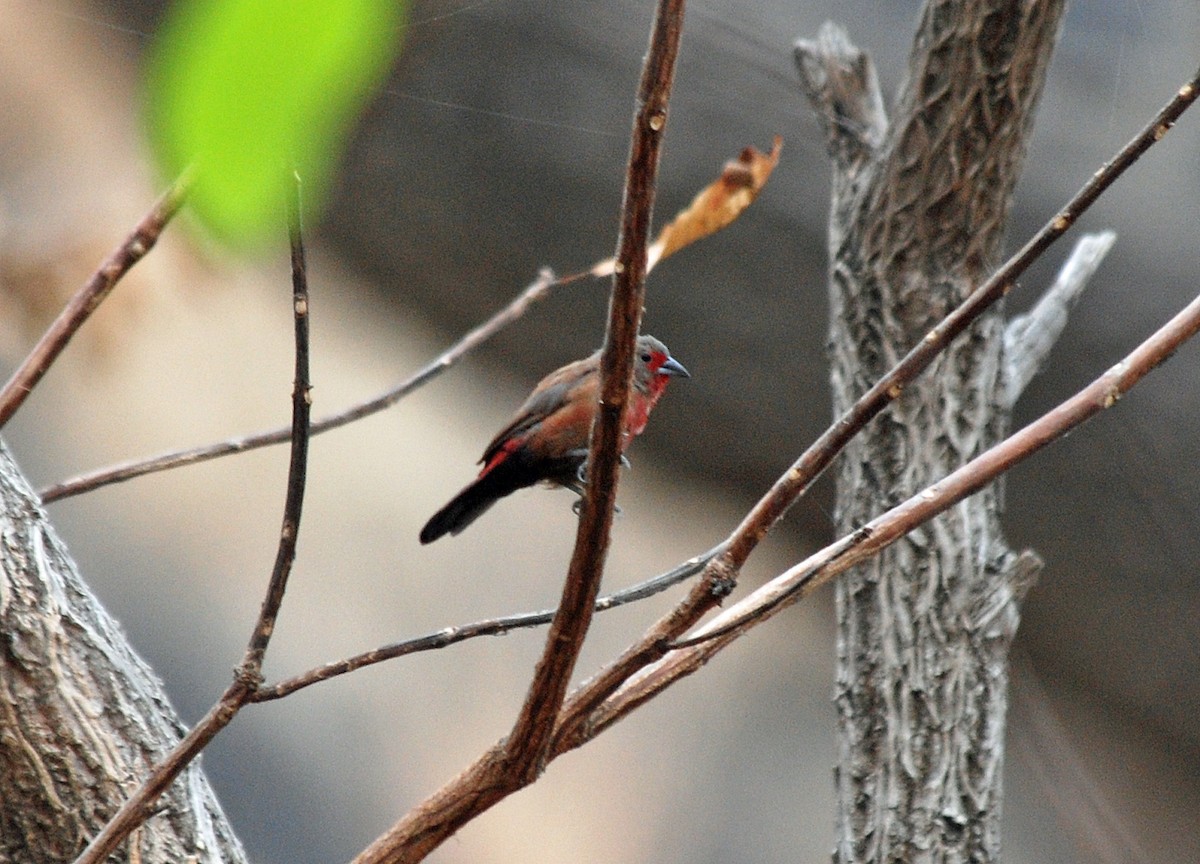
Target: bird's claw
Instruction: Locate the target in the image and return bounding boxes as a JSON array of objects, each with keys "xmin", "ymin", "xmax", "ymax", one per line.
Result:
[
  {"xmin": 571, "ymin": 452, "xmax": 629, "ymax": 516},
  {"xmin": 574, "ymin": 454, "xmax": 632, "ymax": 485},
  {"xmin": 564, "ymin": 479, "xmax": 587, "ymax": 497}
]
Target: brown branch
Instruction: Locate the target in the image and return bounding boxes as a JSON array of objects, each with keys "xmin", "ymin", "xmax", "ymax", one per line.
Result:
[
  {"xmin": 506, "ymin": 0, "xmax": 685, "ymax": 772},
  {"xmin": 39, "ymin": 267, "xmax": 572, "ymax": 503},
  {"xmin": 72, "ymin": 176, "xmax": 314, "ymax": 864},
  {"xmin": 653, "ymin": 283, "xmax": 1200, "ymax": 666},
  {"xmin": 547, "ymin": 59, "xmax": 1200, "ymax": 755},
  {"xmin": 350, "ymin": 2, "xmax": 688, "ymax": 862},
  {"xmin": 241, "ymin": 172, "xmax": 313, "ymax": 670},
  {"xmin": 250, "ymin": 548, "xmax": 716, "ymax": 702},
  {"xmin": 0, "ymin": 175, "xmax": 190, "ymax": 431}
]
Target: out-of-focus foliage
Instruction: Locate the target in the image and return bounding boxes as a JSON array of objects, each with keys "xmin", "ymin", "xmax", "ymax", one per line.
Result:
[{"xmin": 144, "ymin": 0, "xmax": 405, "ymax": 249}]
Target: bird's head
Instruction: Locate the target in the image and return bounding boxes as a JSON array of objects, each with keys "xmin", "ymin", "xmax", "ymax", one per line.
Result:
[{"xmin": 633, "ymin": 334, "xmax": 689, "ymax": 395}]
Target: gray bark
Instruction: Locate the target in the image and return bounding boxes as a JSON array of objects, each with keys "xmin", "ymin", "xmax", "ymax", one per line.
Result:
[
  {"xmin": 797, "ymin": 2, "xmax": 1067, "ymax": 861},
  {"xmin": 0, "ymin": 441, "xmax": 246, "ymax": 864},
  {"xmin": 1003, "ymin": 231, "xmax": 1117, "ymax": 407}
]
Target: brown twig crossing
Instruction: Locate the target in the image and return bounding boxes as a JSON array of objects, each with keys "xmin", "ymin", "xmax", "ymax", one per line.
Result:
[{"xmin": 548, "ymin": 61, "xmax": 1200, "ymax": 755}]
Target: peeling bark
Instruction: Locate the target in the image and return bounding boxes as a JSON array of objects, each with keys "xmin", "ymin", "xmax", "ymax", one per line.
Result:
[{"xmin": 1003, "ymin": 231, "xmax": 1116, "ymax": 407}]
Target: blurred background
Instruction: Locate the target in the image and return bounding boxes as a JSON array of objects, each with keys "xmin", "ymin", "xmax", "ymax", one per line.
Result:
[{"xmin": 1, "ymin": 1, "xmax": 1198, "ymax": 862}]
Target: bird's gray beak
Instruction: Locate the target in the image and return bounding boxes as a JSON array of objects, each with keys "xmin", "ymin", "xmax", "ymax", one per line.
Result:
[{"xmin": 660, "ymin": 356, "xmax": 690, "ymax": 378}]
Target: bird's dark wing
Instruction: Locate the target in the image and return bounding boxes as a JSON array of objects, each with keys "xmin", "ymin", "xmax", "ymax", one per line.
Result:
[{"xmin": 478, "ymin": 351, "xmax": 600, "ymax": 470}]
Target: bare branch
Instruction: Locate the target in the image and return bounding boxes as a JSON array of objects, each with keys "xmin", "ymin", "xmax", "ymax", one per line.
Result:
[
  {"xmin": 505, "ymin": 0, "xmax": 686, "ymax": 772},
  {"xmin": 39, "ymin": 267, "xmax": 568, "ymax": 503},
  {"xmin": 73, "ymin": 175, "xmax": 314, "ymax": 864},
  {"xmin": 250, "ymin": 548, "xmax": 716, "ymax": 702},
  {"xmin": 0, "ymin": 175, "xmax": 190, "ymax": 430},
  {"xmin": 241, "ymin": 173, "xmax": 313, "ymax": 671},
  {"xmin": 596, "ymin": 284, "xmax": 1200, "ymax": 726},
  {"xmin": 1004, "ymin": 231, "xmax": 1117, "ymax": 406}
]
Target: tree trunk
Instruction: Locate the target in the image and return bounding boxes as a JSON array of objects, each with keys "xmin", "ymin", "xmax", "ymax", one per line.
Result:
[
  {"xmin": 797, "ymin": 2, "xmax": 1065, "ymax": 861},
  {"xmin": 0, "ymin": 441, "xmax": 246, "ymax": 864}
]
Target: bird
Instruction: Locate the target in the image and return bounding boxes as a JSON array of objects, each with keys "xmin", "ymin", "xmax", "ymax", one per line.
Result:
[{"xmin": 419, "ymin": 334, "xmax": 689, "ymax": 543}]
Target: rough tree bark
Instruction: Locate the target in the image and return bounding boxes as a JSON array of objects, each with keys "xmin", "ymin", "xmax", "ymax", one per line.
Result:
[
  {"xmin": 0, "ymin": 442, "xmax": 246, "ymax": 864},
  {"xmin": 796, "ymin": 2, "xmax": 1065, "ymax": 862}
]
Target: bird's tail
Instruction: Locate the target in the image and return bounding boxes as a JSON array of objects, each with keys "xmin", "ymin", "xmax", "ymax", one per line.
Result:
[{"xmin": 419, "ymin": 466, "xmax": 520, "ymax": 544}]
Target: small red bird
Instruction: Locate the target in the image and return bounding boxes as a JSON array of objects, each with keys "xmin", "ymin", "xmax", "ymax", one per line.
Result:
[{"xmin": 419, "ymin": 334, "xmax": 689, "ymax": 543}]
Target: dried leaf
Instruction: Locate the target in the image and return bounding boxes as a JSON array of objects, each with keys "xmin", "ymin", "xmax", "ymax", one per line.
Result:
[{"xmin": 592, "ymin": 136, "xmax": 782, "ymax": 277}]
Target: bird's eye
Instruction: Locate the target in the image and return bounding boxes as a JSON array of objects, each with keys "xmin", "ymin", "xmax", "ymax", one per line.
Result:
[{"xmin": 640, "ymin": 352, "xmax": 652, "ymax": 363}]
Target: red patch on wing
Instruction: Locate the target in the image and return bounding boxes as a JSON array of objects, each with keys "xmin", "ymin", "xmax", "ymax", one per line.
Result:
[{"xmin": 480, "ymin": 437, "xmax": 522, "ymax": 476}]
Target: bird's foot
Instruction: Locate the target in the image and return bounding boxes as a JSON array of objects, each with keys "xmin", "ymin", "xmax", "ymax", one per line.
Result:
[
  {"xmin": 570, "ymin": 453, "xmax": 628, "ymax": 516},
  {"xmin": 574, "ymin": 454, "xmax": 632, "ymax": 486}
]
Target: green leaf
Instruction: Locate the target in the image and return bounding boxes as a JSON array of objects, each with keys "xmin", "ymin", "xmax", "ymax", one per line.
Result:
[{"xmin": 145, "ymin": 0, "xmax": 404, "ymax": 249}]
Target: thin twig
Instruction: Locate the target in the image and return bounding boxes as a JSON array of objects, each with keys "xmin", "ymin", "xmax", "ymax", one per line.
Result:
[
  {"xmin": 241, "ymin": 172, "xmax": 313, "ymax": 670},
  {"xmin": 72, "ymin": 175, "xmax": 314, "ymax": 864},
  {"xmin": 39, "ymin": 268, "xmax": 574, "ymax": 503},
  {"xmin": 250, "ymin": 547, "xmax": 717, "ymax": 702},
  {"xmin": 0, "ymin": 175, "xmax": 190, "ymax": 431}
]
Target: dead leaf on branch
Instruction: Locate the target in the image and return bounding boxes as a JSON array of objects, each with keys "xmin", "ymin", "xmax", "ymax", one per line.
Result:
[{"xmin": 592, "ymin": 136, "xmax": 783, "ymax": 277}]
